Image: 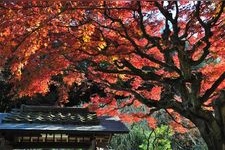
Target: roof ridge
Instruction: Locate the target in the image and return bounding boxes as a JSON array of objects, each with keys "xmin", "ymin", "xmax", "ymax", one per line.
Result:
[
  {"xmin": 2, "ymin": 105, "xmax": 100, "ymax": 125},
  {"xmin": 20, "ymin": 105, "xmax": 90, "ymax": 113}
]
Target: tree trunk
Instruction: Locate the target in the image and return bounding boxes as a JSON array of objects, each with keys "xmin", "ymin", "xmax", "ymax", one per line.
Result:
[
  {"xmin": 194, "ymin": 118, "xmax": 225, "ymax": 150},
  {"xmin": 190, "ymin": 92, "xmax": 225, "ymax": 150}
]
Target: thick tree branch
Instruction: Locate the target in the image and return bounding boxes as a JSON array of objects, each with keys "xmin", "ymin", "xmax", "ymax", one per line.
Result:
[
  {"xmin": 122, "ymin": 59, "xmax": 162, "ymax": 81},
  {"xmin": 174, "ymin": 2, "xmax": 179, "ymax": 21},
  {"xmin": 94, "ymin": 59, "xmax": 162, "ymax": 82},
  {"xmin": 179, "ymin": 18, "xmax": 193, "ymax": 39},
  {"xmin": 96, "ymin": 19, "xmax": 181, "ymax": 75},
  {"xmin": 191, "ymin": 1, "xmax": 224, "ymax": 67},
  {"xmin": 97, "ymin": 78, "xmax": 159, "ymax": 108},
  {"xmin": 165, "ymin": 109, "xmax": 196, "ymax": 129},
  {"xmin": 199, "ymin": 72, "xmax": 225, "ymax": 103},
  {"xmin": 148, "ymin": 2, "xmax": 183, "ymax": 75},
  {"xmin": 106, "ymin": 81, "xmax": 183, "ymax": 112},
  {"xmin": 134, "ymin": 49, "xmax": 181, "ymax": 75},
  {"xmin": 190, "ymin": 40, "xmax": 210, "ymax": 66},
  {"xmin": 190, "ymin": 2, "xmax": 217, "ymax": 66},
  {"xmin": 136, "ymin": 2, "xmax": 162, "ymax": 51},
  {"xmin": 154, "ymin": 2, "xmax": 179, "ymax": 35},
  {"xmin": 101, "ymin": 3, "xmax": 181, "ymax": 75},
  {"xmin": 195, "ymin": 2, "xmax": 207, "ymax": 28},
  {"xmin": 154, "ymin": 2, "xmax": 173, "ymax": 22}
]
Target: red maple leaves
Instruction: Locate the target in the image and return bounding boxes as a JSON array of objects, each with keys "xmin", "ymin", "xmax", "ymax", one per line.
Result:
[{"xmin": 1, "ymin": 1, "xmax": 225, "ymax": 134}]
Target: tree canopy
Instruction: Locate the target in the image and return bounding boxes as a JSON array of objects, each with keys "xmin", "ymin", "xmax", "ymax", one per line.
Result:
[{"xmin": 1, "ymin": 1, "xmax": 225, "ymax": 149}]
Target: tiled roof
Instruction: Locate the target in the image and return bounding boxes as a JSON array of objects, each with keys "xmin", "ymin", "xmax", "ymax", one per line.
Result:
[{"xmin": 2, "ymin": 105, "xmax": 99, "ymax": 125}]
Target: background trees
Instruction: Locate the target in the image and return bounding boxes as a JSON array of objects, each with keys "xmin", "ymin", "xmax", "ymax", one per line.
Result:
[{"xmin": 1, "ymin": 1, "xmax": 225, "ymax": 149}]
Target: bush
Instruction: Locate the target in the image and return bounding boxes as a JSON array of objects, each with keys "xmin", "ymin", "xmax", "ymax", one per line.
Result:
[
  {"xmin": 139, "ymin": 125, "xmax": 173, "ymax": 150},
  {"xmin": 109, "ymin": 123, "xmax": 173, "ymax": 150},
  {"xmin": 109, "ymin": 123, "xmax": 147, "ymax": 150}
]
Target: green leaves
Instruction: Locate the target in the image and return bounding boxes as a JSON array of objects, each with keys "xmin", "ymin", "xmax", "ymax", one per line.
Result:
[
  {"xmin": 139, "ymin": 125, "xmax": 173, "ymax": 150},
  {"xmin": 110, "ymin": 123, "xmax": 173, "ymax": 150}
]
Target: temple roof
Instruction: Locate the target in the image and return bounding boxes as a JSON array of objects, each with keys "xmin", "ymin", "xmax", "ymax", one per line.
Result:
[
  {"xmin": 2, "ymin": 105, "xmax": 99, "ymax": 125},
  {"xmin": 0, "ymin": 105, "xmax": 129, "ymax": 134}
]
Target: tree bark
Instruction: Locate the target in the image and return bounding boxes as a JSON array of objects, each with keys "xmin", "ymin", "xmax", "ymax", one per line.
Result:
[
  {"xmin": 190, "ymin": 92, "xmax": 225, "ymax": 150},
  {"xmin": 194, "ymin": 118, "xmax": 225, "ymax": 150}
]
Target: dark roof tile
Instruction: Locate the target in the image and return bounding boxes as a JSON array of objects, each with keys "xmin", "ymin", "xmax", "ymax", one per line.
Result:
[{"xmin": 2, "ymin": 105, "xmax": 99, "ymax": 125}]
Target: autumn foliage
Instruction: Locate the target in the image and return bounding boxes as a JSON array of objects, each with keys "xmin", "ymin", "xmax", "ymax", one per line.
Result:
[{"xmin": 1, "ymin": 1, "xmax": 225, "ymax": 149}]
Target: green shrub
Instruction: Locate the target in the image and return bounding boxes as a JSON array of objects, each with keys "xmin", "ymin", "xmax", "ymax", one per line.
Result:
[
  {"xmin": 109, "ymin": 123, "xmax": 173, "ymax": 150},
  {"xmin": 109, "ymin": 123, "xmax": 146, "ymax": 150},
  {"xmin": 139, "ymin": 125, "xmax": 173, "ymax": 150}
]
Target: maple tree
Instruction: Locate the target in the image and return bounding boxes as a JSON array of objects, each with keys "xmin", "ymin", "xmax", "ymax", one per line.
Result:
[{"xmin": 1, "ymin": 1, "xmax": 225, "ymax": 149}]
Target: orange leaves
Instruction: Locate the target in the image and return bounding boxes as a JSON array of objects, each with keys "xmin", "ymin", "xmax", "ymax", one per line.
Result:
[
  {"xmin": 114, "ymin": 90, "xmax": 131, "ymax": 98},
  {"xmin": 134, "ymin": 38, "xmax": 148, "ymax": 47},
  {"xmin": 146, "ymin": 117, "xmax": 157, "ymax": 129},
  {"xmin": 166, "ymin": 110, "xmax": 191, "ymax": 134},
  {"xmin": 63, "ymin": 72, "xmax": 85, "ymax": 86},
  {"xmin": 14, "ymin": 52, "xmax": 70, "ymax": 97},
  {"xmin": 146, "ymin": 47, "xmax": 164, "ymax": 63},
  {"xmin": 98, "ymin": 73, "xmax": 118, "ymax": 84},
  {"xmin": 88, "ymin": 96, "xmax": 119, "ymax": 116},
  {"xmin": 10, "ymin": 62, "xmax": 24, "ymax": 80},
  {"xmin": 133, "ymin": 100, "xmax": 143, "ymax": 108},
  {"xmin": 140, "ymin": 86, "xmax": 162, "ymax": 100},
  {"xmin": 86, "ymin": 92, "xmax": 158, "ymax": 127},
  {"xmin": 18, "ymin": 78, "xmax": 50, "ymax": 97},
  {"xmin": 119, "ymin": 113, "xmax": 140, "ymax": 123},
  {"xmin": 130, "ymin": 76, "xmax": 143, "ymax": 90},
  {"xmin": 58, "ymin": 85, "xmax": 69, "ymax": 104},
  {"xmin": 1, "ymin": 28, "xmax": 11, "ymax": 37},
  {"xmin": 2, "ymin": 2, "xmax": 225, "ymax": 138},
  {"xmin": 200, "ymin": 59, "xmax": 225, "ymax": 93},
  {"xmin": 170, "ymin": 121, "xmax": 188, "ymax": 134},
  {"xmin": 81, "ymin": 24, "xmax": 96, "ymax": 43},
  {"xmin": 97, "ymin": 41, "xmax": 107, "ymax": 51},
  {"xmin": 119, "ymin": 113, "xmax": 157, "ymax": 129},
  {"xmin": 200, "ymin": 60, "xmax": 225, "ymax": 107},
  {"xmin": 129, "ymin": 53, "xmax": 159, "ymax": 69}
]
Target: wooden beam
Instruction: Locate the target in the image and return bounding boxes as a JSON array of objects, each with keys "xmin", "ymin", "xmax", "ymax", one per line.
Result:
[
  {"xmin": 89, "ymin": 138, "xmax": 96, "ymax": 150},
  {"xmin": 12, "ymin": 142, "xmax": 92, "ymax": 149}
]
